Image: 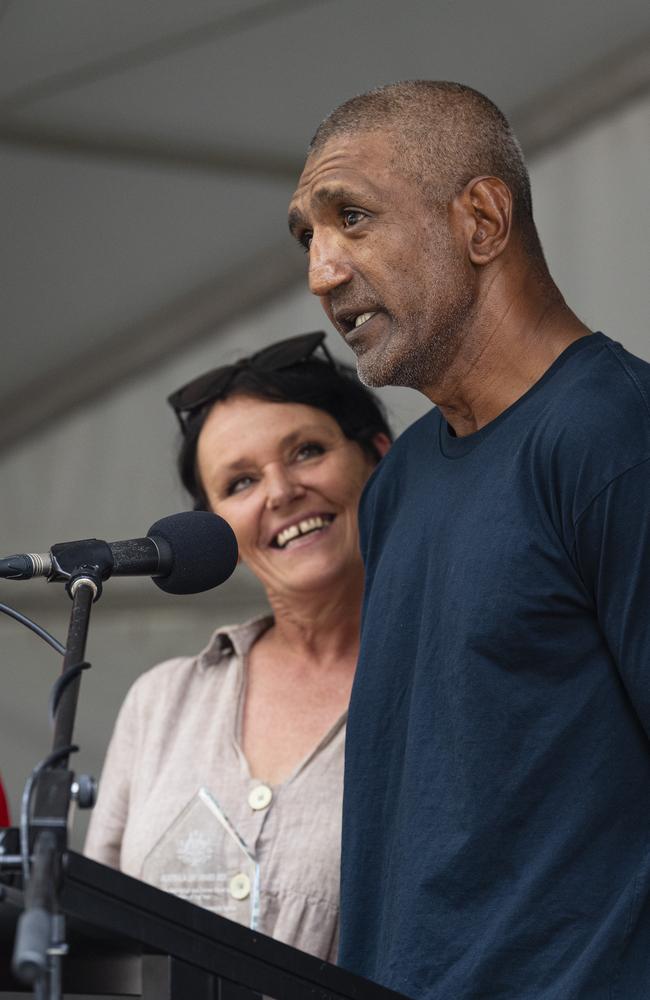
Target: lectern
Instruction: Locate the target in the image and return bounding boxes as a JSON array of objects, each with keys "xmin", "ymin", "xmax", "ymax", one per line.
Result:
[{"xmin": 0, "ymin": 838, "xmax": 407, "ymax": 999}]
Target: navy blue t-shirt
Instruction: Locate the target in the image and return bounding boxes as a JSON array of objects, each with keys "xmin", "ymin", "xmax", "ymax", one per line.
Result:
[{"xmin": 340, "ymin": 334, "xmax": 650, "ymax": 999}]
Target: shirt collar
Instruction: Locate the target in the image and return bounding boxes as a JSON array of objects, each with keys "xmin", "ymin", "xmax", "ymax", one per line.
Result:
[{"xmin": 196, "ymin": 614, "xmax": 273, "ymax": 672}]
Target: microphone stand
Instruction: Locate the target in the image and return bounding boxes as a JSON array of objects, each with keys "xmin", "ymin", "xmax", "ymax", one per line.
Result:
[{"xmin": 11, "ymin": 541, "xmax": 111, "ymax": 999}]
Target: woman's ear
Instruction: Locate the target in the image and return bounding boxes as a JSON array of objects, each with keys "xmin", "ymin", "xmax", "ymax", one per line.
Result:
[{"xmin": 372, "ymin": 432, "xmax": 392, "ymax": 459}]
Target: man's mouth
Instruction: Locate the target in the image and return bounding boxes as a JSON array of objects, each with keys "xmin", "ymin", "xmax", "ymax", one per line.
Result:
[
  {"xmin": 353, "ymin": 311, "xmax": 377, "ymax": 329},
  {"xmin": 335, "ymin": 308, "xmax": 381, "ymax": 335},
  {"xmin": 271, "ymin": 514, "xmax": 336, "ymax": 549}
]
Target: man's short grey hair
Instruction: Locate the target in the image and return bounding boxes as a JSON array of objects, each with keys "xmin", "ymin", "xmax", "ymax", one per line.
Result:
[{"xmin": 310, "ymin": 81, "xmax": 544, "ymax": 260}]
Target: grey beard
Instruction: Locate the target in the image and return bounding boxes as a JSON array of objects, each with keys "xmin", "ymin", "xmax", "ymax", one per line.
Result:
[{"xmin": 355, "ymin": 314, "xmax": 466, "ymax": 392}]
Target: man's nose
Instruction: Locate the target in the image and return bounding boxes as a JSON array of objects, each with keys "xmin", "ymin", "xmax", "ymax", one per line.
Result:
[{"xmin": 308, "ymin": 232, "xmax": 353, "ymax": 298}]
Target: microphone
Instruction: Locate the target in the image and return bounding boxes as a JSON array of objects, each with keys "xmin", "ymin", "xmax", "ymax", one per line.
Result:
[{"xmin": 0, "ymin": 512, "xmax": 238, "ymax": 595}]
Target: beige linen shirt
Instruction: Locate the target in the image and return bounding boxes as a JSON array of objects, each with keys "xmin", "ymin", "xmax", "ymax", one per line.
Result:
[{"xmin": 85, "ymin": 617, "xmax": 345, "ymax": 962}]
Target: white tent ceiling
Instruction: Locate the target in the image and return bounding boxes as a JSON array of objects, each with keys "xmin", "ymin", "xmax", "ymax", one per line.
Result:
[{"xmin": 1, "ymin": 0, "xmax": 649, "ymax": 452}]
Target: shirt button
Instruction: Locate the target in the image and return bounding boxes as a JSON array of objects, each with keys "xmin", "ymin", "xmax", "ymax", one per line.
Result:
[
  {"xmin": 248, "ymin": 784, "xmax": 273, "ymax": 811},
  {"xmin": 229, "ymin": 873, "xmax": 251, "ymax": 900}
]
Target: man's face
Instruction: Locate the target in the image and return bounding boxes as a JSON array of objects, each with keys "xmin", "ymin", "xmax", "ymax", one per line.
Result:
[{"xmin": 288, "ymin": 131, "xmax": 475, "ymax": 392}]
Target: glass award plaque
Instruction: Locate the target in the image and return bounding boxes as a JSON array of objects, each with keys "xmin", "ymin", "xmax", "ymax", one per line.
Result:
[{"xmin": 142, "ymin": 786, "xmax": 260, "ymax": 928}]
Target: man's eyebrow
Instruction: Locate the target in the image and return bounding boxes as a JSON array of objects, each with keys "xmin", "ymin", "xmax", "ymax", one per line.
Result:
[
  {"xmin": 313, "ymin": 185, "xmax": 359, "ymax": 208},
  {"xmin": 287, "ymin": 207, "xmax": 306, "ymax": 237},
  {"xmin": 288, "ymin": 185, "xmax": 365, "ymax": 237}
]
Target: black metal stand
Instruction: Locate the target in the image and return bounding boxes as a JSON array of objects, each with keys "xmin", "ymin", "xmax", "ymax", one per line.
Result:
[{"xmin": 11, "ymin": 560, "xmax": 105, "ymax": 998}]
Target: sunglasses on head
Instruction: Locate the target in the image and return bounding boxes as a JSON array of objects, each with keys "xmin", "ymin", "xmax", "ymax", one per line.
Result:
[{"xmin": 167, "ymin": 331, "xmax": 337, "ymax": 433}]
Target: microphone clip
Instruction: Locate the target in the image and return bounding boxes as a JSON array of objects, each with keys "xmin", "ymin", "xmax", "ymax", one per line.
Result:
[{"xmin": 49, "ymin": 539, "xmax": 114, "ymax": 601}]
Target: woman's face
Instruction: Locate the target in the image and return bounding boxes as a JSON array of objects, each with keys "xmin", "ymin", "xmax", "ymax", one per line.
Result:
[{"xmin": 196, "ymin": 394, "xmax": 387, "ymax": 600}]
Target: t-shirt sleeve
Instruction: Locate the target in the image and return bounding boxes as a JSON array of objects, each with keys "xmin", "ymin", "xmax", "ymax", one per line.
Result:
[
  {"xmin": 573, "ymin": 457, "xmax": 650, "ymax": 734},
  {"xmin": 83, "ymin": 680, "xmax": 140, "ymax": 869}
]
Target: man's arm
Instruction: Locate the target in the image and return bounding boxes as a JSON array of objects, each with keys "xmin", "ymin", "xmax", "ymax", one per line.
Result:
[{"xmin": 573, "ymin": 457, "xmax": 650, "ymax": 734}]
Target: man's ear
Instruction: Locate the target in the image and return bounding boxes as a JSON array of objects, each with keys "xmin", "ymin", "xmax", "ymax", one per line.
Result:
[
  {"xmin": 372, "ymin": 432, "xmax": 392, "ymax": 459},
  {"xmin": 453, "ymin": 176, "xmax": 512, "ymax": 265}
]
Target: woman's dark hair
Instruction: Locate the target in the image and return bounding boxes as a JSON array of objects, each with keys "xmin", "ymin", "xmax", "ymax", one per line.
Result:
[{"xmin": 177, "ymin": 358, "xmax": 393, "ymax": 511}]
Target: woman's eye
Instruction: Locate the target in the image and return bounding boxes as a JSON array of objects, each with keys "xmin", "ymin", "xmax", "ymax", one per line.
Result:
[
  {"xmin": 295, "ymin": 442, "xmax": 325, "ymax": 461},
  {"xmin": 227, "ymin": 475, "xmax": 255, "ymax": 495},
  {"xmin": 343, "ymin": 209, "xmax": 365, "ymax": 228}
]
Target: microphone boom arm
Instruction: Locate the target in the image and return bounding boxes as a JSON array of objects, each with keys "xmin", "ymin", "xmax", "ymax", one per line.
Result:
[{"xmin": 12, "ymin": 566, "xmax": 101, "ymax": 993}]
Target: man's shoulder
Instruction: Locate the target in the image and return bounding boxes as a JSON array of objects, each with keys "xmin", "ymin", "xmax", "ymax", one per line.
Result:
[
  {"xmin": 567, "ymin": 334, "xmax": 650, "ymax": 415},
  {"xmin": 521, "ymin": 335, "xmax": 650, "ymax": 524},
  {"xmin": 536, "ymin": 334, "xmax": 650, "ymax": 455}
]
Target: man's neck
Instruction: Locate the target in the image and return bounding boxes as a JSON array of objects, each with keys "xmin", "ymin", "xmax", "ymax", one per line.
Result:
[{"xmin": 425, "ymin": 268, "xmax": 591, "ymax": 437}]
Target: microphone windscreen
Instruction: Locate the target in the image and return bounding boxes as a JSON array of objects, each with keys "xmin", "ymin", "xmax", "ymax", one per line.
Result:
[{"xmin": 148, "ymin": 511, "xmax": 238, "ymax": 595}]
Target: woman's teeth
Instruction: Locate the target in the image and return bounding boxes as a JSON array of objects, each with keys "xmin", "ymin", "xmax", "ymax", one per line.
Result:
[{"xmin": 275, "ymin": 515, "xmax": 333, "ymax": 548}]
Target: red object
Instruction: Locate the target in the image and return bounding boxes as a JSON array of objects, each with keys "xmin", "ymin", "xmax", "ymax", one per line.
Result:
[{"xmin": 0, "ymin": 774, "xmax": 10, "ymax": 827}]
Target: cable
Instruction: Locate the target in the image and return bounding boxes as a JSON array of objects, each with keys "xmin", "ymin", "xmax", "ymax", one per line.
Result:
[
  {"xmin": 0, "ymin": 603, "xmax": 65, "ymax": 655},
  {"xmin": 48, "ymin": 662, "xmax": 90, "ymax": 723}
]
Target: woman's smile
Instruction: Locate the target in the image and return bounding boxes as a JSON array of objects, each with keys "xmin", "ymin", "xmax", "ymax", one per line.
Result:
[
  {"xmin": 196, "ymin": 395, "xmax": 382, "ymax": 599},
  {"xmin": 269, "ymin": 512, "xmax": 337, "ymax": 550}
]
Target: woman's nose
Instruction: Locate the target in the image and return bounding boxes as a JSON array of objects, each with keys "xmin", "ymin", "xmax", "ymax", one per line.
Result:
[
  {"xmin": 308, "ymin": 232, "xmax": 353, "ymax": 298},
  {"xmin": 264, "ymin": 466, "xmax": 305, "ymax": 510}
]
